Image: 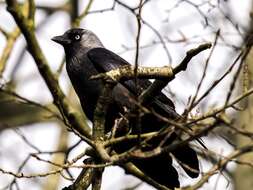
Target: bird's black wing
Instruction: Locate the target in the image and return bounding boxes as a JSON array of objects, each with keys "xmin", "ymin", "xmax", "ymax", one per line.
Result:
[
  {"xmin": 87, "ymin": 47, "xmax": 199, "ymax": 181},
  {"xmin": 87, "ymin": 48, "xmax": 176, "ymax": 112}
]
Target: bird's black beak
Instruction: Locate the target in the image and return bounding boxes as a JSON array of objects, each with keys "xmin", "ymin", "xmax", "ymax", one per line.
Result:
[{"xmin": 51, "ymin": 35, "xmax": 71, "ymax": 45}]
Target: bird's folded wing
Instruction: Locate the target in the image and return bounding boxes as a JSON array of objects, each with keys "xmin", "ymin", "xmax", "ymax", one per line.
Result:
[{"xmin": 87, "ymin": 47, "xmax": 176, "ymax": 114}]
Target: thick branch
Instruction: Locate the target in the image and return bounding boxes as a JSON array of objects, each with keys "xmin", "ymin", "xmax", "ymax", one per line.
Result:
[
  {"xmin": 91, "ymin": 81, "xmax": 116, "ymax": 189},
  {"xmin": 90, "ymin": 65, "xmax": 173, "ymax": 81}
]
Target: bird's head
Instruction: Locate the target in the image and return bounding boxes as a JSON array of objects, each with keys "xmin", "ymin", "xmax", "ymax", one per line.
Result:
[{"xmin": 52, "ymin": 28, "xmax": 103, "ymax": 54}]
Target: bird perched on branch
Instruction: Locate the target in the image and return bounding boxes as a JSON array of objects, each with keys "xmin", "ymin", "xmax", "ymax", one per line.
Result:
[{"xmin": 52, "ymin": 28, "xmax": 200, "ymax": 189}]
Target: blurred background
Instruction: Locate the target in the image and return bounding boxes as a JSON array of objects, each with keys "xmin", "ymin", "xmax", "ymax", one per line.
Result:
[{"xmin": 0, "ymin": 0, "xmax": 253, "ymax": 189}]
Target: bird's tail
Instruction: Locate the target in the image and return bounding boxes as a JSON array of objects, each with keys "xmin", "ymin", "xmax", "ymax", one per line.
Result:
[
  {"xmin": 172, "ymin": 145, "xmax": 200, "ymax": 178},
  {"xmin": 133, "ymin": 153, "xmax": 180, "ymax": 189},
  {"xmin": 132, "ymin": 144, "xmax": 199, "ymax": 189}
]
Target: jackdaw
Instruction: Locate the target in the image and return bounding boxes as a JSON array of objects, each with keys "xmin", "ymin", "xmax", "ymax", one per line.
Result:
[{"xmin": 52, "ymin": 28, "xmax": 200, "ymax": 189}]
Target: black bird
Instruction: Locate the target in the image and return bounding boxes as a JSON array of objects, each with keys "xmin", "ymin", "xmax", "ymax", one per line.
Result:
[{"xmin": 52, "ymin": 28, "xmax": 200, "ymax": 189}]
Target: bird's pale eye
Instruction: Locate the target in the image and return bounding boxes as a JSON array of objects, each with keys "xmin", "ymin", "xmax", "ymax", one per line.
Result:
[{"xmin": 74, "ymin": 34, "xmax": 81, "ymax": 40}]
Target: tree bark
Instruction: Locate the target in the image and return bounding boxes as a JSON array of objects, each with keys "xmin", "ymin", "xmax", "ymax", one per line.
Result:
[{"xmin": 233, "ymin": 2, "xmax": 253, "ymax": 188}]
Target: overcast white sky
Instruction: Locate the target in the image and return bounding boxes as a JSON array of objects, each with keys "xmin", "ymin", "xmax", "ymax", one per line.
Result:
[{"xmin": 0, "ymin": 0, "xmax": 252, "ymax": 189}]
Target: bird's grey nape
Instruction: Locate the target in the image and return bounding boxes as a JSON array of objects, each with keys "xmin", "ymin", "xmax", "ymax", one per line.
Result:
[{"xmin": 80, "ymin": 29, "xmax": 104, "ymax": 50}]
